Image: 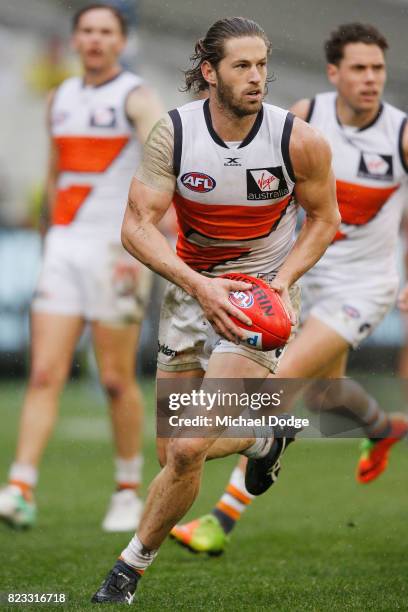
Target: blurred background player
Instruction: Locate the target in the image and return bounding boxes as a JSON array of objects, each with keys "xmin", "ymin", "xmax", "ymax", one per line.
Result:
[
  {"xmin": 0, "ymin": 3, "xmax": 163, "ymax": 531},
  {"xmin": 171, "ymin": 22, "xmax": 408, "ymax": 556}
]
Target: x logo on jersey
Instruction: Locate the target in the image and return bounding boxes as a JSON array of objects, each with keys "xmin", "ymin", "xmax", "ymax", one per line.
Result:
[{"xmin": 224, "ymin": 157, "xmax": 242, "ymax": 166}]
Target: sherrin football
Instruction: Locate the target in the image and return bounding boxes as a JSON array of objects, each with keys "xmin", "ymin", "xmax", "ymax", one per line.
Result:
[{"xmin": 220, "ymin": 273, "xmax": 291, "ymax": 351}]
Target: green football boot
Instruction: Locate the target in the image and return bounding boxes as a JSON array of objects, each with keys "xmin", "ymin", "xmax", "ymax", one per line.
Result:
[
  {"xmin": 0, "ymin": 485, "xmax": 36, "ymax": 528},
  {"xmin": 170, "ymin": 514, "xmax": 229, "ymax": 556}
]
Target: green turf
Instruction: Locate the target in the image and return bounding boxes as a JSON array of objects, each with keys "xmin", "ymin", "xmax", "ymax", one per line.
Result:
[{"xmin": 0, "ymin": 379, "xmax": 407, "ymax": 610}]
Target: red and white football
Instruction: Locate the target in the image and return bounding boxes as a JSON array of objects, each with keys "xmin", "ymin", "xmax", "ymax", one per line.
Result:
[{"xmin": 220, "ymin": 273, "xmax": 291, "ymax": 351}]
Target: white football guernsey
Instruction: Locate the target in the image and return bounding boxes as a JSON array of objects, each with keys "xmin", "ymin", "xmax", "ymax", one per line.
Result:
[
  {"xmin": 50, "ymin": 71, "xmax": 143, "ymax": 237},
  {"xmin": 168, "ymin": 99, "xmax": 297, "ymax": 276},
  {"xmin": 307, "ymin": 91, "xmax": 408, "ymax": 290}
]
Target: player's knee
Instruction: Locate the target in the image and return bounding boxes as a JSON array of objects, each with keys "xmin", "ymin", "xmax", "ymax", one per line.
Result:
[
  {"xmin": 29, "ymin": 366, "xmax": 64, "ymax": 391},
  {"xmin": 304, "ymin": 379, "xmax": 348, "ymax": 413},
  {"xmin": 168, "ymin": 439, "xmax": 206, "ymax": 475},
  {"xmin": 100, "ymin": 372, "xmax": 126, "ymax": 400}
]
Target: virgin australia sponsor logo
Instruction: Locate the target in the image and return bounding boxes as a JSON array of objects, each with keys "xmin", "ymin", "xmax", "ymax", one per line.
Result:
[{"xmin": 247, "ymin": 166, "xmax": 289, "ymax": 200}]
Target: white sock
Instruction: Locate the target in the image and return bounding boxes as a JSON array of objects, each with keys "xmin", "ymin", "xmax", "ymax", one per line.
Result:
[
  {"xmin": 9, "ymin": 463, "xmax": 38, "ymax": 488},
  {"xmin": 115, "ymin": 455, "xmax": 143, "ymax": 488},
  {"xmin": 121, "ymin": 535, "xmax": 158, "ymax": 571},
  {"xmin": 241, "ymin": 437, "xmax": 273, "ymax": 459},
  {"xmin": 364, "ymin": 397, "xmax": 389, "ymax": 436}
]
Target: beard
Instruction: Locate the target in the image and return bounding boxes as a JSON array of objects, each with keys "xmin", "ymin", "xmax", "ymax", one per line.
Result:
[{"xmin": 216, "ymin": 73, "xmax": 264, "ymax": 118}]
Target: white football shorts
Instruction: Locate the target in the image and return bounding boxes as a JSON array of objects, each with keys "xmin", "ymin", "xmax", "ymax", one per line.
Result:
[
  {"xmin": 157, "ymin": 280, "xmax": 301, "ymax": 373},
  {"xmin": 300, "ymin": 269, "xmax": 398, "ymax": 348},
  {"xmin": 32, "ymin": 227, "xmax": 152, "ymax": 324}
]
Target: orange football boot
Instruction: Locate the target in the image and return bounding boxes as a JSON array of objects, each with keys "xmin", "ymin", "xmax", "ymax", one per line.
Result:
[{"xmin": 357, "ymin": 413, "xmax": 408, "ymax": 484}]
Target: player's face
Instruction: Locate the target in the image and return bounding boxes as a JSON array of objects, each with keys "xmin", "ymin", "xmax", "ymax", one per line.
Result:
[
  {"xmin": 327, "ymin": 43, "xmax": 386, "ymax": 113},
  {"xmin": 213, "ymin": 36, "xmax": 268, "ymax": 117},
  {"xmin": 72, "ymin": 8, "xmax": 126, "ymax": 73}
]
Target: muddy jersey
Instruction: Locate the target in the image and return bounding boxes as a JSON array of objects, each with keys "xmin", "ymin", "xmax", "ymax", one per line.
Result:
[
  {"xmin": 50, "ymin": 71, "xmax": 143, "ymax": 237},
  {"xmin": 307, "ymin": 91, "xmax": 408, "ymax": 289},
  {"xmin": 168, "ymin": 99, "xmax": 297, "ymax": 276}
]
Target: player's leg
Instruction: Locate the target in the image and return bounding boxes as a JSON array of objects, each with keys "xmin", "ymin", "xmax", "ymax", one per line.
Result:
[
  {"xmin": 135, "ymin": 359, "xmax": 259, "ymax": 549},
  {"xmin": 93, "ymin": 349, "xmax": 290, "ymax": 602},
  {"xmin": 0, "ymin": 311, "xmax": 83, "ymax": 527},
  {"xmin": 284, "ymin": 317, "xmax": 408, "ymax": 482},
  {"xmin": 92, "ymin": 321, "xmax": 145, "ymax": 532},
  {"xmin": 170, "ymin": 286, "xmax": 304, "ymax": 553}
]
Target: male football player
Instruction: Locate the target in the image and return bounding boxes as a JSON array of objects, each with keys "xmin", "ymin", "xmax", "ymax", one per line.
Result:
[
  {"xmin": 91, "ymin": 16, "xmax": 340, "ymax": 603},
  {"xmin": 171, "ymin": 22, "xmax": 408, "ymax": 557},
  {"xmin": 0, "ymin": 3, "xmax": 163, "ymax": 532}
]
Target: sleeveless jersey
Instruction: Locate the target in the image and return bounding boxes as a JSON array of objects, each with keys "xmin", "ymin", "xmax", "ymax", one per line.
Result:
[
  {"xmin": 308, "ymin": 91, "xmax": 408, "ymax": 288},
  {"xmin": 50, "ymin": 71, "xmax": 143, "ymax": 237},
  {"xmin": 169, "ymin": 99, "xmax": 297, "ymax": 276}
]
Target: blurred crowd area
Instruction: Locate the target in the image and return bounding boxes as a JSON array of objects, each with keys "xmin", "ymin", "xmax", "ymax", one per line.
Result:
[{"xmin": 1, "ymin": 0, "xmax": 408, "ymax": 373}]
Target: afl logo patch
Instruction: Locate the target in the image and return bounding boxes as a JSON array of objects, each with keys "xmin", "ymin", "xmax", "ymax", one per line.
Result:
[
  {"xmin": 229, "ymin": 291, "xmax": 254, "ymax": 309},
  {"xmin": 342, "ymin": 304, "xmax": 360, "ymax": 319},
  {"xmin": 181, "ymin": 172, "xmax": 216, "ymax": 193}
]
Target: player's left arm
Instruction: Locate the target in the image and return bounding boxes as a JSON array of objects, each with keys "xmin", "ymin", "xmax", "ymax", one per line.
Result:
[
  {"xmin": 397, "ymin": 122, "xmax": 408, "ymax": 311},
  {"xmin": 272, "ymin": 118, "xmax": 340, "ymax": 321},
  {"xmin": 125, "ymin": 85, "xmax": 164, "ymax": 144}
]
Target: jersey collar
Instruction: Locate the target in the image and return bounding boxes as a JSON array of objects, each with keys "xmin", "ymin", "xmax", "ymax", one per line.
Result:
[
  {"xmin": 203, "ymin": 98, "xmax": 264, "ymax": 149},
  {"xmin": 82, "ymin": 69, "xmax": 124, "ymax": 89},
  {"xmin": 334, "ymin": 96, "xmax": 384, "ymax": 132}
]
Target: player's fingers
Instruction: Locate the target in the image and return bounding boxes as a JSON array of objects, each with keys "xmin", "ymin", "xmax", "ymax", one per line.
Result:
[
  {"xmin": 273, "ymin": 289, "xmax": 296, "ymax": 326},
  {"xmin": 212, "ymin": 316, "xmax": 239, "ymax": 344},
  {"xmin": 285, "ymin": 302, "xmax": 297, "ymax": 326},
  {"xmin": 224, "ymin": 280, "xmax": 252, "ymax": 293},
  {"xmin": 225, "ymin": 303, "xmax": 252, "ymax": 327},
  {"xmin": 217, "ymin": 311, "xmax": 246, "ymax": 343}
]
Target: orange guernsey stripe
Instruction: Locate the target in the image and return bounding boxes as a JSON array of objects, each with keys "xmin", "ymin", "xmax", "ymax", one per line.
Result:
[
  {"xmin": 173, "ymin": 193, "xmax": 292, "ymax": 241},
  {"xmin": 54, "ymin": 136, "xmax": 130, "ymax": 173},
  {"xmin": 176, "ymin": 235, "xmax": 250, "ymax": 272},
  {"xmin": 216, "ymin": 501, "xmax": 240, "ymax": 521},
  {"xmin": 336, "ymin": 180, "xmax": 399, "ymax": 226},
  {"xmin": 226, "ymin": 484, "xmax": 252, "ymax": 505},
  {"xmin": 52, "ymin": 185, "xmax": 92, "ymax": 225}
]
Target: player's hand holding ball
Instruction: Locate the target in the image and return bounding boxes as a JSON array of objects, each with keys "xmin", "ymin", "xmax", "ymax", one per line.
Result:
[
  {"xmin": 193, "ymin": 276, "xmax": 253, "ymax": 344},
  {"xmin": 221, "ymin": 273, "xmax": 292, "ymax": 351}
]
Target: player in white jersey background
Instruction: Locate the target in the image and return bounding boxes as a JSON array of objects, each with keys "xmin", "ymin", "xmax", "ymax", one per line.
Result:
[
  {"xmin": 91, "ymin": 17, "xmax": 340, "ymax": 603},
  {"xmin": 0, "ymin": 4, "xmax": 163, "ymax": 532},
  {"xmin": 170, "ymin": 22, "xmax": 408, "ymax": 557}
]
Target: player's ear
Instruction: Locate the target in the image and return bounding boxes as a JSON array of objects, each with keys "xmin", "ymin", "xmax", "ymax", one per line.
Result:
[
  {"xmin": 326, "ymin": 63, "xmax": 339, "ymax": 87},
  {"xmin": 201, "ymin": 61, "xmax": 217, "ymax": 87}
]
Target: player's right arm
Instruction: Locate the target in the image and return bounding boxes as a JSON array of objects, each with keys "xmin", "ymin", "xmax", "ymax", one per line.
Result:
[
  {"xmin": 43, "ymin": 89, "xmax": 59, "ymax": 233},
  {"xmin": 121, "ymin": 116, "xmax": 252, "ymax": 342}
]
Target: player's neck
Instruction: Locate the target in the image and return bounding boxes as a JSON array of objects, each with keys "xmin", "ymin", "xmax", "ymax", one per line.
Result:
[
  {"xmin": 83, "ymin": 64, "xmax": 122, "ymax": 88},
  {"xmin": 208, "ymin": 97, "xmax": 258, "ymax": 142},
  {"xmin": 336, "ymin": 96, "xmax": 381, "ymax": 129}
]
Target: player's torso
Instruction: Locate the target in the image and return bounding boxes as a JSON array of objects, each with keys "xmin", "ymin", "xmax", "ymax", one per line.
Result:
[
  {"xmin": 50, "ymin": 71, "xmax": 142, "ymax": 237},
  {"xmin": 171, "ymin": 99, "xmax": 297, "ymax": 276},
  {"xmin": 308, "ymin": 91, "xmax": 408, "ymax": 285}
]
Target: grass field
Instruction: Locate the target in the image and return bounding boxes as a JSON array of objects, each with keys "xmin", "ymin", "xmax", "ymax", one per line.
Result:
[{"xmin": 0, "ymin": 379, "xmax": 407, "ymax": 611}]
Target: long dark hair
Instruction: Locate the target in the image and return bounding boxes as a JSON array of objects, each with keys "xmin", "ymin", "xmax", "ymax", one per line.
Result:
[{"xmin": 183, "ymin": 17, "xmax": 272, "ymax": 94}]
